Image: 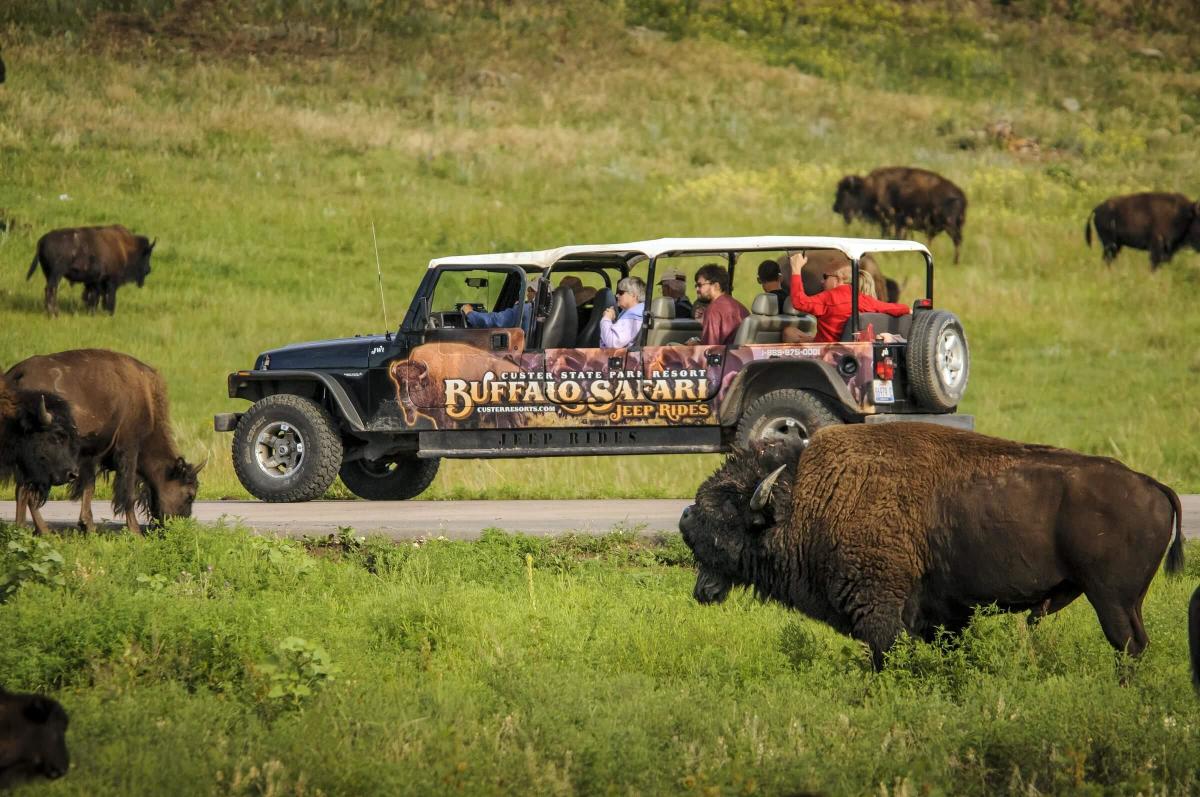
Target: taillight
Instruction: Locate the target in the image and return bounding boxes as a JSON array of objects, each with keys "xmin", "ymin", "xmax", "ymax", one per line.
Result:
[
  {"xmin": 913, "ymin": 298, "xmax": 933, "ymax": 309},
  {"xmin": 875, "ymin": 358, "xmax": 895, "ymax": 380}
]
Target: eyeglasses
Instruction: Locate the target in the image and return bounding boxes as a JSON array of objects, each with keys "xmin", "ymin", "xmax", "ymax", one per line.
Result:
[
  {"xmin": 616, "ymin": 289, "xmax": 626, "ymax": 296},
  {"xmin": 822, "ymin": 273, "xmax": 836, "ymax": 280},
  {"xmin": 695, "ymin": 280, "xmax": 712, "ymax": 289}
]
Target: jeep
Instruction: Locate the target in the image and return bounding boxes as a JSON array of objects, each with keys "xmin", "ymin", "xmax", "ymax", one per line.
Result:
[{"xmin": 215, "ymin": 236, "xmax": 970, "ymax": 501}]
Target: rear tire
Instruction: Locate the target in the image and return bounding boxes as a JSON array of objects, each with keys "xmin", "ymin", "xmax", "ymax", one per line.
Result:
[
  {"xmin": 339, "ymin": 455, "xmax": 440, "ymax": 501},
  {"xmin": 907, "ymin": 309, "xmax": 969, "ymax": 411},
  {"xmin": 735, "ymin": 389, "xmax": 841, "ymax": 450},
  {"xmin": 232, "ymin": 395, "xmax": 343, "ymax": 502}
]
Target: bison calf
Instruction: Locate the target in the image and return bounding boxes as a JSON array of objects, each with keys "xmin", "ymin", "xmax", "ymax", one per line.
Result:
[
  {"xmin": 1086, "ymin": 192, "xmax": 1200, "ymax": 270},
  {"xmin": 680, "ymin": 423, "xmax": 1187, "ymax": 673},
  {"xmin": 0, "ymin": 688, "xmax": 70, "ymax": 788},
  {"xmin": 26, "ymin": 225, "xmax": 156, "ymax": 316}
]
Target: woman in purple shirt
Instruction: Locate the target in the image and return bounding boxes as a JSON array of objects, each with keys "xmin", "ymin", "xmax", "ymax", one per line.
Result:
[{"xmin": 599, "ymin": 276, "xmax": 646, "ymax": 348}]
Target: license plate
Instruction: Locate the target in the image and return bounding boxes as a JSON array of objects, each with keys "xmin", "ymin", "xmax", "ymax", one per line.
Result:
[{"xmin": 873, "ymin": 380, "xmax": 895, "ymax": 403}]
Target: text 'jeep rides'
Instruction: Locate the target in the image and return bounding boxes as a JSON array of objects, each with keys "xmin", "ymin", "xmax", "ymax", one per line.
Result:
[{"xmin": 215, "ymin": 236, "xmax": 970, "ymax": 502}]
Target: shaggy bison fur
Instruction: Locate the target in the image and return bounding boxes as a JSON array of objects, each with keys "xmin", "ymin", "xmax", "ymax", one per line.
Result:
[{"xmin": 679, "ymin": 423, "xmax": 1187, "ymax": 673}]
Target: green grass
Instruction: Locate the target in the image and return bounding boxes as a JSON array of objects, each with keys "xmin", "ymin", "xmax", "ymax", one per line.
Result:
[
  {"xmin": 1, "ymin": 0, "xmax": 1198, "ymax": 502},
  {"xmin": 3, "ymin": 521, "xmax": 1199, "ymax": 795}
]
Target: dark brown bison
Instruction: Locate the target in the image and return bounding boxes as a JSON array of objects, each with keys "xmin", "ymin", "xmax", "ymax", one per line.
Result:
[
  {"xmin": 25, "ymin": 225, "xmax": 157, "ymax": 316},
  {"xmin": 0, "ymin": 52, "xmax": 6, "ymax": 84},
  {"xmin": 1085, "ymin": 192, "xmax": 1200, "ymax": 270},
  {"xmin": 679, "ymin": 422, "xmax": 1186, "ymax": 672},
  {"xmin": 0, "ymin": 375, "xmax": 81, "ymax": 512},
  {"xmin": 7, "ymin": 349, "xmax": 201, "ymax": 535},
  {"xmin": 834, "ymin": 167, "xmax": 967, "ymax": 263},
  {"xmin": 0, "ymin": 688, "xmax": 69, "ymax": 788}
]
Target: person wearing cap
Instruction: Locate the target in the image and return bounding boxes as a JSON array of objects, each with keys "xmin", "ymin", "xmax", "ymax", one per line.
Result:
[
  {"xmin": 463, "ymin": 279, "xmax": 538, "ymax": 329},
  {"xmin": 656, "ymin": 268, "xmax": 693, "ymax": 319},
  {"xmin": 600, "ymin": 276, "xmax": 646, "ymax": 348},
  {"xmin": 756, "ymin": 259, "xmax": 791, "ymax": 313}
]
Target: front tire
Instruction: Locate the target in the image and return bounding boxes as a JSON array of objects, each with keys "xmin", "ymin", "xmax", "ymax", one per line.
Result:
[
  {"xmin": 735, "ymin": 389, "xmax": 841, "ymax": 450},
  {"xmin": 339, "ymin": 455, "xmax": 440, "ymax": 501},
  {"xmin": 232, "ymin": 395, "xmax": 343, "ymax": 502}
]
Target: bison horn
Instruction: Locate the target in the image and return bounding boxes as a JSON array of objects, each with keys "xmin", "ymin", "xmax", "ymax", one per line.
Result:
[
  {"xmin": 195, "ymin": 453, "xmax": 210, "ymax": 474},
  {"xmin": 749, "ymin": 464, "xmax": 787, "ymax": 512},
  {"xmin": 37, "ymin": 395, "xmax": 54, "ymax": 427}
]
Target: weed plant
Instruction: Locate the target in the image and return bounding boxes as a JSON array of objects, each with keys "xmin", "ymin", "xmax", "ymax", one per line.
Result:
[
  {"xmin": 1, "ymin": 521, "xmax": 1198, "ymax": 795},
  {"xmin": 0, "ymin": 0, "xmax": 1198, "ymax": 502}
]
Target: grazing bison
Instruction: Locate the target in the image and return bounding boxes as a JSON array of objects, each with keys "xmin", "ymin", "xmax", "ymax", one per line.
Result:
[
  {"xmin": 1085, "ymin": 192, "xmax": 1200, "ymax": 270},
  {"xmin": 834, "ymin": 167, "xmax": 967, "ymax": 263},
  {"xmin": 0, "ymin": 375, "xmax": 80, "ymax": 514},
  {"xmin": 679, "ymin": 423, "xmax": 1186, "ymax": 672},
  {"xmin": 25, "ymin": 225, "xmax": 156, "ymax": 316},
  {"xmin": 0, "ymin": 688, "xmax": 69, "ymax": 788},
  {"xmin": 7, "ymin": 349, "xmax": 201, "ymax": 535}
]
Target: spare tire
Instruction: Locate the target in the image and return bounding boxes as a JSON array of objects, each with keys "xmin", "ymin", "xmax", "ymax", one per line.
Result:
[{"xmin": 907, "ymin": 309, "xmax": 969, "ymax": 411}]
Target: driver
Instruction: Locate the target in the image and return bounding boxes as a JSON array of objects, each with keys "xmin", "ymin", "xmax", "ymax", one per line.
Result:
[{"xmin": 462, "ymin": 278, "xmax": 541, "ymax": 329}]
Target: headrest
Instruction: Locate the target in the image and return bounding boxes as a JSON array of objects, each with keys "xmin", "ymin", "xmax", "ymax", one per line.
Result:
[
  {"xmin": 751, "ymin": 293, "xmax": 779, "ymax": 316},
  {"xmin": 651, "ymin": 296, "xmax": 676, "ymax": 319}
]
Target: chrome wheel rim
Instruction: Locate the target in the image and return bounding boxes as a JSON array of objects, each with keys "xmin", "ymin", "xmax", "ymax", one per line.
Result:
[
  {"xmin": 758, "ymin": 415, "xmax": 808, "ymax": 444},
  {"xmin": 254, "ymin": 421, "xmax": 305, "ymax": 479},
  {"xmin": 936, "ymin": 329, "xmax": 967, "ymax": 393}
]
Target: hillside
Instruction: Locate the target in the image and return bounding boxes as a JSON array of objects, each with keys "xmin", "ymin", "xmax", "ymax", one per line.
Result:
[{"xmin": 1, "ymin": 0, "xmax": 1198, "ymax": 498}]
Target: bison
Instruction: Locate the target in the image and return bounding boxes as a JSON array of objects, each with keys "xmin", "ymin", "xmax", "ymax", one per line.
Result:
[
  {"xmin": 1085, "ymin": 192, "xmax": 1200, "ymax": 270},
  {"xmin": 679, "ymin": 422, "xmax": 1188, "ymax": 673},
  {"xmin": 834, "ymin": 167, "xmax": 967, "ymax": 264},
  {"xmin": 0, "ymin": 688, "xmax": 70, "ymax": 788},
  {"xmin": 25, "ymin": 225, "xmax": 156, "ymax": 316},
  {"xmin": 7, "ymin": 349, "xmax": 201, "ymax": 535},
  {"xmin": 0, "ymin": 374, "xmax": 80, "ymax": 513}
]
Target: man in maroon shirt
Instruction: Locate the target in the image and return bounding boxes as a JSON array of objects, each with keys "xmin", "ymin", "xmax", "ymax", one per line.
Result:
[
  {"xmin": 686, "ymin": 263, "xmax": 749, "ymax": 346},
  {"xmin": 784, "ymin": 252, "xmax": 910, "ymax": 343}
]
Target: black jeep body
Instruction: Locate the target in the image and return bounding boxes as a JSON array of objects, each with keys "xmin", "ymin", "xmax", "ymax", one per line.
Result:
[{"xmin": 216, "ymin": 236, "xmax": 971, "ymax": 501}]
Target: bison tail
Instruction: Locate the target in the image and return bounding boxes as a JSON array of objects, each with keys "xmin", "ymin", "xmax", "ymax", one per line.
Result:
[
  {"xmin": 1085, "ymin": 210, "xmax": 1095, "ymax": 247},
  {"xmin": 1156, "ymin": 480, "xmax": 1185, "ymax": 575},
  {"xmin": 1189, "ymin": 586, "xmax": 1200, "ymax": 694},
  {"xmin": 25, "ymin": 251, "xmax": 39, "ymax": 280}
]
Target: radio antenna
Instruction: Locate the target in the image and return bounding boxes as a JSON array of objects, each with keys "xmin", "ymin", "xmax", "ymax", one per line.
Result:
[{"xmin": 370, "ymin": 221, "xmax": 391, "ymax": 337}]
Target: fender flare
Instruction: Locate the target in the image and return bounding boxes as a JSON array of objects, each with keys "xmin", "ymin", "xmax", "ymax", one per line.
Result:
[
  {"xmin": 718, "ymin": 359, "xmax": 861, "ymax": 427},
  {"xmin": 226, "ymin": 370, "xmax": 367, "ymax": 431}
]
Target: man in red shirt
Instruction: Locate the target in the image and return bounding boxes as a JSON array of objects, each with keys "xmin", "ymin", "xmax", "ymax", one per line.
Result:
[
  {"xmin": 784, "ymin": 252, "xmax": 910, "ymax": 343},
  {"xmin": 687, "ymin": 264, "xmax": 749, "ymax": 346}
]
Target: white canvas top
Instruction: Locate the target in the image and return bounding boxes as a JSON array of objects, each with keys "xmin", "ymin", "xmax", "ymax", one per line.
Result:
[{"xmin": 428, "ymin": 236, "xmax": 932, "ymax": 269}]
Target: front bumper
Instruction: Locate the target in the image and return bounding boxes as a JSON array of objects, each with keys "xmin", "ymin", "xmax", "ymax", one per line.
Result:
[{"xmin": 213, "ymin": 412, "xmax": 243, "ymax": 432}]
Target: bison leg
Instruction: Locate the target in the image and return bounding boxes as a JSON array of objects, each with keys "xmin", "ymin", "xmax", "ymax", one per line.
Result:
[
  {"xmin": 113, "ymin": 451, "xmax": 143, "ymax": 535},
  {"xmin": 102, "ymin": 285, "xmax": 118, "ymax": 315},
  {"xmin": 76, "ymin": 463, "xmax": 98, "ymax": 533},
  {"xmin": 43, "ymin": 276, "xmax": 61, "ymax": 316},
  {"xmin": 15, "ymin": 484, "xmax": 52, "ymax": 536},
  {"xmin": 1102, "ymin": 243, "xmax": 1120, "ymax": 265},
  {"xmin": 853, "ymin": 605, "xmax": 909, "ymax": 671},
  {"xmin": 82, "ymin": 283, "xmax": 100, "ymax": 313},
  {"xmin": 1087, "ymin": 592, "xmax": 1146, "ymax": 658}
]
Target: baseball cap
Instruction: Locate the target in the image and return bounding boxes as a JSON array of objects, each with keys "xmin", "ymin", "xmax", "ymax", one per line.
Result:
[{"xmin": 657, "ymin": 267, "xmax": 686, "ymax": 282}]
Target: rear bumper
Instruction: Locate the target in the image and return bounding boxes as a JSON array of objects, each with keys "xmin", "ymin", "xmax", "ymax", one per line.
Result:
[
  {"xmin": 864, "ymin": 413, "xmax": 974, "ymax": 431},
  {"xmin": 213, "ymin": 412, "xmax": 243, "ymax": 432}
]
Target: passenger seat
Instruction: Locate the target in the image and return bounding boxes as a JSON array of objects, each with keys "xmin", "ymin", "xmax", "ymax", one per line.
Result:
[
  {"xmin": 731, "ymin": 294, "xmax": 817, "ymax": 345},
  {"xmin": 645, "ymin": 296, "xmax": 701, "ymax": 346}
]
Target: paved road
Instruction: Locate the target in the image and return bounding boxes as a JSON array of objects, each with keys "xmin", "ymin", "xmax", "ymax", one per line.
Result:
[{"xmin": 4, "ymin": 496, "xmax": 1199, "ymax": 541}]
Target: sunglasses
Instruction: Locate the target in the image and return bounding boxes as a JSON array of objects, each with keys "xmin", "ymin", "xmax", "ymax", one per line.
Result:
[{"xmin": 616, "ymin": 289, "xmax": 626, "ymax": 296}]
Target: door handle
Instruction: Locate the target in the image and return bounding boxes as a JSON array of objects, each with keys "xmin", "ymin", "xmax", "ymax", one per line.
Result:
[
  {"xmin": 705, "ymin": 351, "xmax": 723, "ymax": 366},
  {"xmin": 491, "ymin": 333, "xmax": 509, "ymax": 350},
  {"xmin": 608, "ymin": 356, "xmax": 623, "ymax": 369}
]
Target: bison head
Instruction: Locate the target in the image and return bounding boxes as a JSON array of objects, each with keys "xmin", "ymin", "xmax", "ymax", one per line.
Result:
[
  {"xmin": 143, "ymin": 455, "xmax": 201, "ymax": 522},
  {"xmin": 0, "ymin": 689, "xmax": 70, "ymax": 788},
  {"xmin": 833, "ymin": 175, "xmax": 867, "ymax": 224},
  {"xmin": 4, "ymin": 392, "xmax": 80, "ymax": 491},
  {"xmin": 132, "ymin": 236, "xmax": 156, "ymax": 287},
  {"xmin": 679, "ymin": 439, "xmax": 806, "ymax": 605}
]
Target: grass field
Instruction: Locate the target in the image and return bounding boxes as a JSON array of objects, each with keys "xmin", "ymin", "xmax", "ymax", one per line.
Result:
[
  {"xmin": 2, "ymin": 520, "xmax": 1199, "ymax": 795},
  {"xmin": 2, "ymin": 0, "xmax": 1199, "ymax": 500}
]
